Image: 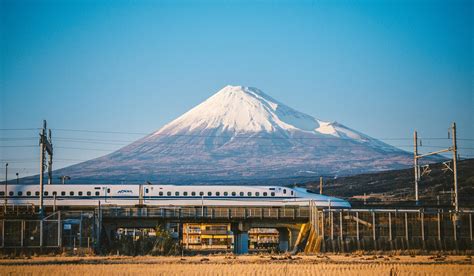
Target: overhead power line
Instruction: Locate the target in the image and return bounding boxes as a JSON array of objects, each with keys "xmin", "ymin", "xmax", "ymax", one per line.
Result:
[
  {"xmin": 1, "ymin": 129, "xmax": 474, "ymax": 141},
  {"xmin": 2, "ymin": 143, "xmax": 474, "ymax": 152},
  {"xmin": 55, "ymin": 146, "xmax": 118, "ymax": 152},
  {"xmin": 53, "ymin": 128, "xmax": 149, "ymax": 135},
  {"xmin": 0, "ymin": 145, "xmax": 37, "ymax": 148},
  {"xmin": 0, "ymin": 128, "xmax": 40, "ymax": 131}
]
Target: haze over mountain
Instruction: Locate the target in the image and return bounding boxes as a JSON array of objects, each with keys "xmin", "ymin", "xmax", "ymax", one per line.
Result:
[{"xmin": 50, "ymin": 85, "xmax": 414, "ymax": 184}]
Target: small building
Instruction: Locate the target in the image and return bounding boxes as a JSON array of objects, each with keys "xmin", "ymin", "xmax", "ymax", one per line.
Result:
[
  {"xmin": 182, "ymin": 224, "xmax": 279, "ymax": 251},
  {"xmin": 183, "ymin": 223, "xmax": 233, "ymax": 249}
]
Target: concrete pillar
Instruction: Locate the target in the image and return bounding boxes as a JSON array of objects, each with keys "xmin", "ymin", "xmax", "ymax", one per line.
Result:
[
  {"xmin": 178, "ymin": 223, "xmax": 183, "ymax": 242},
  {"xmin": 233, "ymin": 231, "xmax": 249, "ymax": 254},
  {"xmin": 232, "ymin": 223, "xmax": 249, "ymax": 254},
  {"xmin": 278, "ymin": 228, "xmax": 289, "ymax": 252}
]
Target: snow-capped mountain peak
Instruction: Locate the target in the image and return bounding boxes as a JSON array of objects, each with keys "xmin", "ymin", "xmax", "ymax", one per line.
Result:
[
  {"xmin": 152, "ymin": 85, "xmax": 382, "ymax": 144},
  {"xmin": 152, "ymin": 85, "xmax": 306, "ymax": 135},
  {"xmin": 53, "ymin": 85, "xmax": 412, "ymax": 184},
  {"xmin": 153, "ymin": 85, "xmax": 347, "ymax": 138}
]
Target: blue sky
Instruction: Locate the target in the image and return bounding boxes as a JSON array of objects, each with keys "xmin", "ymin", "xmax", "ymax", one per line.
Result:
[{"xmin": 1, "ymin": 0, "xmax": 473, "ymax": 178}]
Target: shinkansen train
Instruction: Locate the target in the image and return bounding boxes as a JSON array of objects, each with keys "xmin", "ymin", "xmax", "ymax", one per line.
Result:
[{"xmin": 0, "ymin": 184, "xmax": 351, "ymax": 208}]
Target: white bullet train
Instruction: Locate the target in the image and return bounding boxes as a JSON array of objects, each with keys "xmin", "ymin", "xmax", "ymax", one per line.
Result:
[{"xmin": 1, "ymin": 184, "xmax": 351, "ymax": 208}]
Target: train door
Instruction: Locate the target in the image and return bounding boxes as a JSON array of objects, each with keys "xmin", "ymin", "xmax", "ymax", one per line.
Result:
[
  {"xmin": 103, "ymin": 186, "xmax": 110, "ymax": 203},
  {"xmin": 138, "ymin": 184, "xmax": 151, "ymax": 206},
  {"xmin": 143, "ymin": 185, "xmax": 152, "ymax": 205}
]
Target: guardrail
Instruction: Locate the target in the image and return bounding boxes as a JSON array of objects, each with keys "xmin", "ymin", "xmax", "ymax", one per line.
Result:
[{"xmin": 98, "ymin": 206, "xmax": 311, "ymax": 220}]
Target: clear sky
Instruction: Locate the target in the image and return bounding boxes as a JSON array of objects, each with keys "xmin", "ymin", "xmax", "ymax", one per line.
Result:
[{"xmin": 1, "ymin": 0, "xmax": 473, "ymax": 178}]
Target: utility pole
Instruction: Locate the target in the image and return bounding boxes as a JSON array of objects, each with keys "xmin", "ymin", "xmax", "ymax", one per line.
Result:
[
  {"xmin": 39, "ymin": 120, "xmax": 53, "ymax": 216},
  {"xmin": 4, "ymin": 163, "xmax": 8, "ymax": 210},
  {"xmin": 319, "ymin": 176, "xmax": 323, "ymax": 194},
  {"xmin": 414, "ymin": 131, "xmax": 419, "ymax": 204},
  {"xmin": 139, "ymin": 184, "xmax": 143, "ymax": 206},
  {"xmin": 5, "ymin": 163, "xmax": 7, "ymax": 186},
  {"xmin": 451, "ymin": 122, "xmax": 458, "ymax": 212},
  {"xmin": 414, "ymin": 122, "xmax": 459, "ymax": 211},
  {"xmin": 48, "ymin": 129, "xmax": 53, "ymax": 185},
  {"xmin": 59, "ymin": 175, "xmax": 70, "ymax": 185}
]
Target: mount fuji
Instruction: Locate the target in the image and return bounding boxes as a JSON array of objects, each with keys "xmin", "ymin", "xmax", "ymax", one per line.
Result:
[{"xmin": 53, "ymin": 85, "xmax": 413, "ymax": 184}]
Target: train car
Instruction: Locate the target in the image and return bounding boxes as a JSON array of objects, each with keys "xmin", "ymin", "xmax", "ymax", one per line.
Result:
[{"xmin": 0, "ymin": 184, "xmax": 351, "ymax": 208}]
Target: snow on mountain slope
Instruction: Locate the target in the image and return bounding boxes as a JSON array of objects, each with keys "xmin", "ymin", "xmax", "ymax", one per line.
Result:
[
  {"xmin": 148, "ymin": 85, "xmax": 399, "ymax": 152},
  {"xmin": 51, "ymin": 85, "xmax": 413, "ymax": 184},
  {"xmin": 152, "ymin": 85, "xmax": 317, "ymax": 134}
]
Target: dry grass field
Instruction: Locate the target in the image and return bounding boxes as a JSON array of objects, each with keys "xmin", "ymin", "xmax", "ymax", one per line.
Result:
[{"xmin": 0, "ymin": 255, "xmax": 472, "ymax": 275}]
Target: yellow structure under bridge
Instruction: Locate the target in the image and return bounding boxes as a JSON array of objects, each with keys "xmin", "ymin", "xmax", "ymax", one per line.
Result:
[{"xmin": 183, "ymin": 223, "xmax": 279, "ymax": 250}]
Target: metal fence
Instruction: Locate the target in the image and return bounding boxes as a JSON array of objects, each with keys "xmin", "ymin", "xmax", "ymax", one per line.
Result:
[
  {"xmin": 2, "ymin": 206, "xmax": 473, "ymax": 253},
  {"xmin": 0, "ymin": 212, "xmax": 61, "ymax": 248},
  {"xmin": 309, "ymin": 205, "xmax": 474, "ymax": 252},
  {"xmin": 61, "ymin": 211, "xmax": 96, "ymax": 250},
  {"xmin": 0, "ymin": 211, "xmax": 96, "ymax": 250}
]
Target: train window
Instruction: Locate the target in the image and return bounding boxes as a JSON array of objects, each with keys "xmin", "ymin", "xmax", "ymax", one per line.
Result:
[
  {"xmin": 291, "ymin": 191, "xmax": 293, "ymax": 195},
  {"xmin": 9, "ymin": 191, "xmax": 14, "ymax": 196},
  {"xmin": 239, "ymin": 192, "xmax": 244, "ymax": 196},
  {"xmin": 27, "ymin": 191, "xmax": 31, "ymax": 196},
  {"xmin": 191, "ymin": 192, "xmax": 196, "ymax": 196},
  {"xmin": 208, "ymin": 192, "xmax": 212, "ymax": 196},
  {"xmin": 175, "ymin": 192, "xmax": 179, "ymax": 196},
  {"xmin": 247, "ymin": 192, "xmax": 252, "ymax": 196},
  {"xmin": 70, "ymin": 191, "xmax": 74, "ymax": 196},
  {"xmin": 167, "ymin": 192, "xmax": 171, "ymax": 196},
  {"xmin": 263, "ymin": 192, "xmax": 268, "ymax": 196},
  {"xmin": 224, "ymin": 192, "xmax": 228, "ymax": 196},
  {"xmin": 44, "ymin": 191, "xmax": 49, "ymax": 196},
  {"xmin": 183, "ymin": 192, "xmax": 188, "ymax": 196},
  {"xmin": 271, "ymin": 192, "xmax": 275, "ymax": 197},
  {"xmin": 216, "ymin": 192, "xmax": 220, "ymax": 196},
  {"xmin": 0, "ymin": 191, "xmax": 4, "ymax": 196},
  {"xmin": 269, "ymin": 188, "xmax": 275, "ymax": 190},
  {"xmin": 52, "ymin": 191, "xmax": 57, "ymax": 196},
  {"xmin": 231, "ymin": 192, "xmax": 236, "ymax": 196},
  {"xmin": 95, "ymin": 191, "xmax": 99, "ymax": 196},
  {"xmin": 61, "ymin": 191, "xmax": 66, "ymax": 196},
  {"xmin": 255, "ymin": 192, "xmax": 260, "ymax": 196},
  {"xmin": 283, "ymin": 189, "xmax": 287, "ymax": 194},
  {"xmin": 35, "ymin": 191, "xmax": 39, "ymax": 196},
  {"xmin": 107, "ymin": 188, "xmax": 110, "ymax": 193},
  {"xmin": 199, "ymin": 192, "xmax": 204, "ymax": 196},
  {"xmin": 145, "ymin": 189, "xmax": 149, "ymax": 194},
  {"xmin": 159, "ymin": 191, "xmax": 163, "ymax": 196},
  {"xmin": 78, "ymin": 191, "xmax": 83, "ymax": 196},
  {"xmin": 87, "ymin": 191, "xmax": 91, "ymax": 196},
  {"xmin": 18, "ymin": 191, "xmax": 23, "ymax": 196}
]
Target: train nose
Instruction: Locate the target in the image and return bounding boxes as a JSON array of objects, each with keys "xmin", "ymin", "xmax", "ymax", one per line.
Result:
[
  {"xmin": 334, "ymin": 198, "xmax": 351, "ymax": 208},
  {"xmin": 311, "ymin": 195, "xmax": 351, "ymax": 208}
]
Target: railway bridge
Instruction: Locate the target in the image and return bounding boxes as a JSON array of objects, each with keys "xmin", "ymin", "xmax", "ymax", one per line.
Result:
[
  {"xmin": 1, "ymin": 205, "xmax": 473, "ymax": 254},
  {"xmin": 99, "ymin": 206, "xmax": 310, "ymax": 253}
]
